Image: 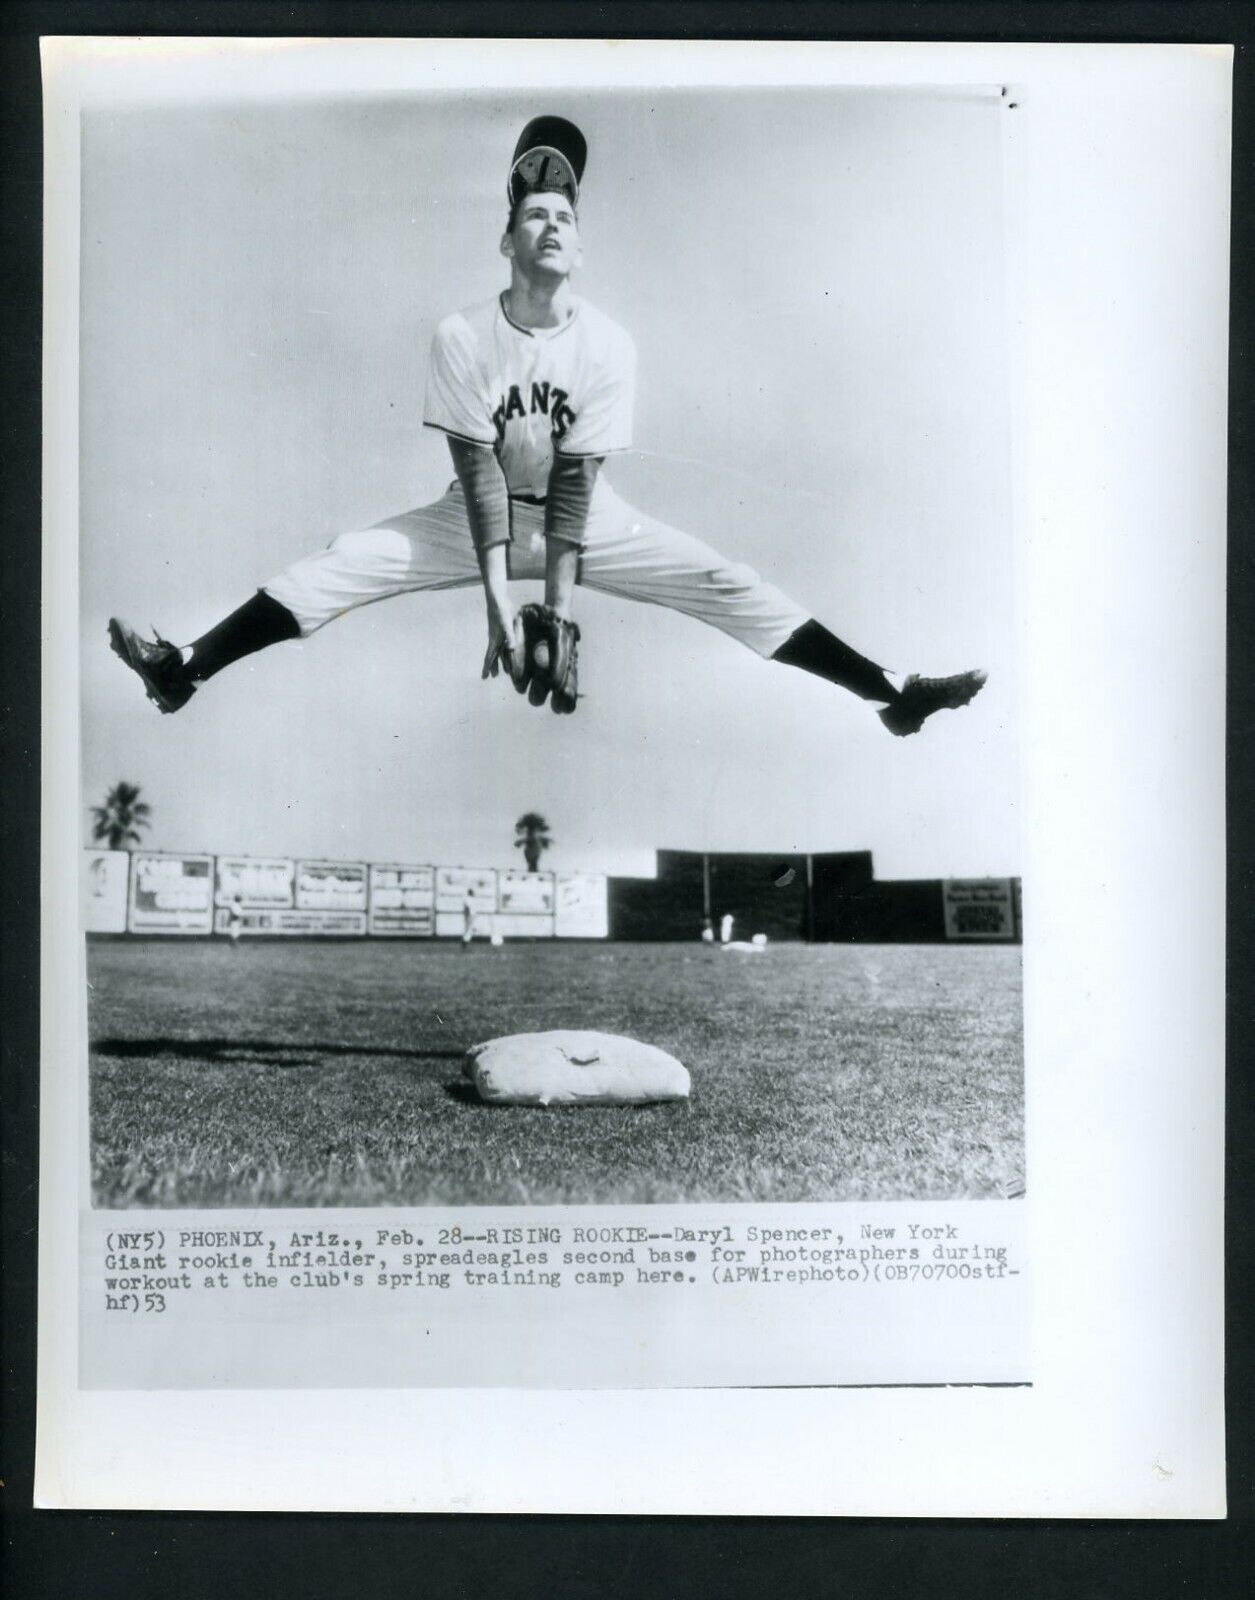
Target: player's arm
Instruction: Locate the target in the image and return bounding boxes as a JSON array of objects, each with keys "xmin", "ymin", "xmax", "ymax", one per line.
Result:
[
  {"xmin": 542, "ymin": 454, "xmax": 601, "ymax": 617},
  {"xmin": 543, "ymin": 327, "xmax": 635, "ymax": 614},
  {"xmin": 445, "ymin": 436, "xmax": 521, "ymax": 679},
  {"xmin": 425, "ymin": 316, "xmax": 521, "ymax": 677}
]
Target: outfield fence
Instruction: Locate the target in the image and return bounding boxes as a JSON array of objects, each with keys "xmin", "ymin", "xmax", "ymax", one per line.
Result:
[
  {"xmin": 83, "ymin": 849, "xmax": 607, "ymax": 939},
  {"xmin": 84, "ymin": 847, "xmax": 1020, "ymax": 944}
]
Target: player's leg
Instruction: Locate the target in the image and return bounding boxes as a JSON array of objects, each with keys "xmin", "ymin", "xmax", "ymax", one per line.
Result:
[
  {"xmin": 109, "ymin": 486, "xmax": 481, "ymax": 712},
  {"xmin": 777, "ymin": 620, "xmax": 987, "ymax": 736},
  {"xmin": 577, "ymin": 486, "xmax": 884, "ymax": 686},
  {"xmin": 577, "ymin": 486, "xmax": 985, "ymax": 735},
  {"xmin": 107, "ymin": 592, "xmax": 298, "ymax": 713}
]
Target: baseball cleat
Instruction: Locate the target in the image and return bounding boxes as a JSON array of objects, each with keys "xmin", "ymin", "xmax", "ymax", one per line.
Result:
[
  {"xmin": 878, "ymin": 669, "xmax": 988, "ymax": 737},
  {"xmin": 108, "ymin": 618, "xmax": 196, "ymax": 714}
]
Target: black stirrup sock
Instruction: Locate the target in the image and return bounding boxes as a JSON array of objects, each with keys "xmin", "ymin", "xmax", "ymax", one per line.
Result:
[
  {"xmin": 771, "ymin": 619, "xmax": 896, "ymax": 703},
  {"xmin": 185, "ymin": 591, "xmax": 301, "ymax": 682}
]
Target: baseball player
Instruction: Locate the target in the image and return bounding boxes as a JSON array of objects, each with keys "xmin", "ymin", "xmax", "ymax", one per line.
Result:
[{"xmin": 108, "ymin": 116, "xmax": 986, "ymax": 736}]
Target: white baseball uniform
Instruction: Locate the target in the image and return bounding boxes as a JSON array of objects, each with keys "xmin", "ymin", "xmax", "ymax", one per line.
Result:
[{"xmin": 263, "ymin": 293, "xmax": 809, "ymax": 657}]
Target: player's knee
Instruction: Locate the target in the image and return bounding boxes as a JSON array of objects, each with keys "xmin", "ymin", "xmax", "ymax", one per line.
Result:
[
  {"xmin": 708, "ymin": 561, "xmax": 761, "ymax": 597},
  {"xmin": 328, "ymin": 529, "xmax": 379, "ymax": 560},
  {"xmin": 327, "ymin": 528, "xmax": 408, "ymax": 569}
]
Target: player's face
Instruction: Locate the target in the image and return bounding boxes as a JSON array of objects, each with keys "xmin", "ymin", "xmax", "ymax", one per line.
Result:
[{"xmin": 502, "ymin": 192, "xmax": 581, "ymax": 282}]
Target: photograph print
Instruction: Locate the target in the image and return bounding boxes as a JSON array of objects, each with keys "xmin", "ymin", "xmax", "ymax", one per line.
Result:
[{"xmin": 81, "ymin": 74, "xmax": 1023, "ymax": 1210}]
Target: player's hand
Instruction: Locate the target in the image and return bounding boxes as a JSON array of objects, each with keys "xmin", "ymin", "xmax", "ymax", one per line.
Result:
[{"xmin": 482, "ymin": 606, "xmax": 524, "ymax": 681}]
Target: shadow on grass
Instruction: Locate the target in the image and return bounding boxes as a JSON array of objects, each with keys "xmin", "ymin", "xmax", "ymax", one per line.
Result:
[
  {"xmin": 442, "ymin": 1080, "xmax": 489, "ymax": 1106},
  {"xmin": 92, "ymin": 1036, "xmax": 466, "ymax": 1069}
]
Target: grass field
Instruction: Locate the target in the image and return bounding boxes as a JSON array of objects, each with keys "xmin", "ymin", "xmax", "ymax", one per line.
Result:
[{"xmin": 88, "ymin": 939, "xmax": 1023, "ymax": 1208}]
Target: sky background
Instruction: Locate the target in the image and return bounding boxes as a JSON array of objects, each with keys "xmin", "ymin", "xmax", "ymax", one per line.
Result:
[{"xmin": 80, "ymin": 85, "xmax": 1017, "ymax": 879}]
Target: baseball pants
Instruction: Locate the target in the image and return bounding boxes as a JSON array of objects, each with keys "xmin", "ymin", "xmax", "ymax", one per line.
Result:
[{"xmin": 263, "ymin": 480, "xmax": 810, "ymax": 659}]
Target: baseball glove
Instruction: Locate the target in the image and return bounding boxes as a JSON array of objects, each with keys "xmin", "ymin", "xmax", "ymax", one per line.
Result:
[{"xmin": 515, "ymin": 603, "xmax": 580, "ymax": 714}]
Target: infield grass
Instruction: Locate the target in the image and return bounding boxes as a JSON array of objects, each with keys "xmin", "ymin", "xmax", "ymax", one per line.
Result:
[{"xmin": 88, "ymin": 939, "xmax": 1023, "ymax": 1208}]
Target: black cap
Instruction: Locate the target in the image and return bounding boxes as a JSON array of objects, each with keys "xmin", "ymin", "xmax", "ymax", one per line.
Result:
[{"xmin": 507, "ymin": 116, "xmax": 587, "ymax": 208}]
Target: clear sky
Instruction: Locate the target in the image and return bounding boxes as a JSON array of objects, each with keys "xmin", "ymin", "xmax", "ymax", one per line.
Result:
[{"xmin": 80, "ymin": 85, "xmax": 1017, "ymax": 880}]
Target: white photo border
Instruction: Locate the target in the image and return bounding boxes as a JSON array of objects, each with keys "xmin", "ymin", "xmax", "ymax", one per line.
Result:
[{"xmin": 38, "ymin": 37, "xmax": 1227, "ymax": 1516}]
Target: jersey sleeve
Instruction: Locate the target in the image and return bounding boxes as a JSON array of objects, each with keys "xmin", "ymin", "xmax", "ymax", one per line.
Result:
[
  {"xmin": 555, "ymin": 327, "xmax": 636, "ymax": 458},
  {"xmin": 423, "ymin": 314, "xmax": 496, "ymax": 446}
]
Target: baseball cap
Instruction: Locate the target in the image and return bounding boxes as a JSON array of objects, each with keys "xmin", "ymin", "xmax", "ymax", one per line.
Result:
[{"xmin": 507, "ymin": 116, "xmax": 587, "ymax": 208}]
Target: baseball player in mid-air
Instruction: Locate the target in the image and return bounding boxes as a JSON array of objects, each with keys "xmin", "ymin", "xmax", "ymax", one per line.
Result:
[{"xmin": 109, "ymin": 116, "xmax": 986, "ymax": 734}]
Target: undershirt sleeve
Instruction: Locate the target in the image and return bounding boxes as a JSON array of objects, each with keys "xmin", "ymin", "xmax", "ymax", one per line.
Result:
[
  {"xmin": 544, "ymin": 454, "xmax": 601, "ymax": 547},
  {"xmin": 447, "ymin": 437, "xmax": 511, "ymax": 550}
]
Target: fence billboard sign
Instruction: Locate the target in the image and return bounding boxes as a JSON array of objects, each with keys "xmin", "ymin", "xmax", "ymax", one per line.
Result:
[
  {"xmin": 368, "ymin": 864, "xmax": 435, "ymax": 936},
  {"xmin": 215, "ymin": 855, "xmax": 295, "ymax": 910},
  {"xmin": 295, "ymin": 860, "xmax": 368, "ymax": 912},
  {"xmin": 83, "ymin": 849, "xmax": 130, "ymax": 933},
  {"xmin": 128, "ymin": 852, "xmax": 215, "ymax": 934},
  {"xmin": 434, "ymin": 866, "xmax": 498, "ymax": 912},
  {"xmin": 497, "ymin": 870, "xmax": 555, "ymax": 915},
  {"xmin": 941, "ymin": 878, "xmax": 1017, "ymax": 940},
  {"xmin": 554, "ymin": 873, "xmax": 609, "ymax": 938}
]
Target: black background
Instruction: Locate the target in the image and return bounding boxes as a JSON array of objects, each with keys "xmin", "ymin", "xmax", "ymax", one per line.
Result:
[{"xmin": 3, "ymin": 5, "xmax": 1251, "ymax": 1595}]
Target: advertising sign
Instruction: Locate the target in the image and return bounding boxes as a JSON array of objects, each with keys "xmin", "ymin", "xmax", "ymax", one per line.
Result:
[
  {"xmin": 554, "ymin": 873, "xmax": 609, "ymax": 938},
  {"xmin": 215, "ymin": 907, "xmax": 366, "ymax": 936},
  {"xmin": 368, "ymin": 864, "xmax": 436, "ymax": 937},
  {"xmin": 128, "ymin": 852, "xmax": 215, "ymax": 934},
  {"xmin": 942, "ymin": 878, "xmax": 1016, "ymax": 940},
  {"xmin": 434, "ymin": 866, "xmax": 498, "ymax": 912},
  {"xmin": 295, "ymin": 860, "xmax": 368, "ymax": 912},
  {"xmin": 215, "ymin": 855, "xmax": 295, "ymax": 910},
  {"xmin": 497, "ymin": 870, "xmax": 555, "ymax": 915},
  {"xmin": 82, "ymin": 849, "xmax": 130, "ymax": 933},
  {"xmin": 491, "ymin": 912, "xmax": 555, "ymax": 939}
]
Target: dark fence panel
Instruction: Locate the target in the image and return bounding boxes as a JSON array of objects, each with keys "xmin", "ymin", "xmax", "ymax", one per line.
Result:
[{"xmin": 609, "ymin": 851, "xmax": 1019, "ymax": 944}]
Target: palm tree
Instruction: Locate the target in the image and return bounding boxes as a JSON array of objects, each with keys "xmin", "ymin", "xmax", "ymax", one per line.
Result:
[
  {"xmin": 513, "ymin": 812, "xmax": 552, "ymax": 874},
  {"xmin": 91, "ymin": 781, "xmax": 152, "ymax": 851}
]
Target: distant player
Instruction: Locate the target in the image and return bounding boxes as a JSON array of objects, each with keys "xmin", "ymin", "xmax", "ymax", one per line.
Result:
[
  {"xmin": 224, "ymin": 894, "xmax": 244, "ymax": 947},
  {"xmin": 461, "ymin": 891, "xmax": 477, "ymax": 950},
  {"xmin": 108, "ymin": 116, "xmax": 986, "ymax": 735}
]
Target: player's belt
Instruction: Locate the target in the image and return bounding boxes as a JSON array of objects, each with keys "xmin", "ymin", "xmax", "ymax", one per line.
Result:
[{"xmin": 445, "ymin": 479, "xmax": 547, "ymax": 508}]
